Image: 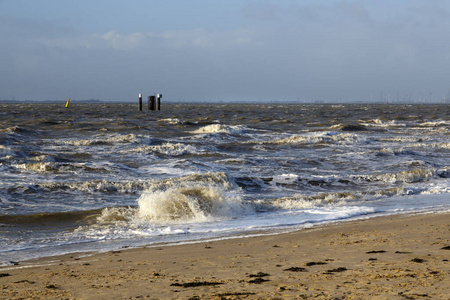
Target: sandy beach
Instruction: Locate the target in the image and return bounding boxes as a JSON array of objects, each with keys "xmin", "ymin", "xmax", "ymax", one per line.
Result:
[{"xmin": 1, "ymin": 212, "xmax": 449, "ymax": 299}]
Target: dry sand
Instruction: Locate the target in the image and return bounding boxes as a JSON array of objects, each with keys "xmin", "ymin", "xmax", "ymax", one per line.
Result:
[{"xmin": 1, "ymin": 212, "xmax": 449, "ymax": 299}]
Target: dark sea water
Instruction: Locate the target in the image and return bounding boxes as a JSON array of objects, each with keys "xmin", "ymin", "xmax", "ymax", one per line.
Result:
[{"xmin": 0, "ymin": 103, "xmax": 449, "ymax": 265}]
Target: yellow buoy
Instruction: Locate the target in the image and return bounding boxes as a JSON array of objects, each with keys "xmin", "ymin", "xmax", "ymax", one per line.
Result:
[{"xmin": 65, "ymin": 97, "xmax": 70, "ymax": 108}]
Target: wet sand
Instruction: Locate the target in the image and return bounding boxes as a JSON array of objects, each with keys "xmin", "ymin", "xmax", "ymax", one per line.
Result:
[{"xmin": 1, "ymin": 212, "xmax": 449, "ymax": 299}]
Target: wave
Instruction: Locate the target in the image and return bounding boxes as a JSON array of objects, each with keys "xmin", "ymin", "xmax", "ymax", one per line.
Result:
[
  {"xmin": 137, "ymin": 172, "xmax": 251, "ymax": 223},
  {"xmin": 5, "ymin": 179, "xmax": 152, "ymax": 196},
  {"xmin": 12, "ymin": 161, "xmax": 123, "ymax": 174},
  {"xmin": 63, "ymin": 133, "xmax": 154, "ymax": 147},
  {"xmin": 359, "ymin": 119, "xmax": 403, "ymax": 127},
  {"xmin": 418, "ymin": 121, "xmax": 449, "ymax": 127},
  {"xmin": 38, "ymin": 179, "xmax": 152, "ymax": 194},
  {"xmin": 191, "ymin": 124, "xmax": 248, "ymax": 135},
  {"xmin": 29, "ymin": 155, "xmax": 56, "ymax": 162},
  {"xmin": 376, "ymin": 137, "xmax": 450, "ymax": 149},
  {"xmin": 157, "ymin": 118, "xmax": 191, "ymax": 125},
  {"xmin": 373, "ymin": 148, "xmax": 425, "ymax": 157},
  {"xmin": 93, "ymin": 206, "xmax": 138, "ymax": 225},
  {"xmin": 260, "ymin": 167, "xmax": 449, "ymax": 191},
  {"xmin": 0, "ymin": 126, "xmax": 37, "ymax": 146},
  {"xmin": 0, "ymin": 145, "xmax": 21, "ymax": 159},
  {"xmin": 68, "ymin": 173, "xmax": 250, "ymax": 238},
  {"xmin": 379, "ymin": 137, "xmax": 424, "ymax": 143},
  {"xmin": 121, "ymin": 142, "xmax": 203, "ymax": 156},
  {"xmin": 269, "ymin": 132, "xmax": 362, "ymax": 145},
  {"xmin": 330, "ymin": 124, "xmax": 368, "ymax": 131},
  {"xmin": 137, "ymin": 186, "xmax": 246, "ymax": 223},
  {"xmin": 351, "ymin": 167, "xmax": 446, "ymax": 185},
  {"xmin": 266, "ymin": 192, "xmax": 355, "ymax": 210},
  {"xmin": 411, "ymin": 142, "xmax": 450, "ymax": 149},
  {"xmin": 361, "ymin": 168, "xmax": 436, "ymax": 184},
  {"xmin": 0, "ymin": 126, "xmax": 36, "ymax": 135},
  {"xmin": 263, "ymin": 184, "xmax": 448, "ymax": 211},
  {"xmin": 14, "ymin": 162, "xmax": 57, "ymax": 172},
  {"xmin": 0, "ymin": 209, "xmax": 103, "ymax": 227}
]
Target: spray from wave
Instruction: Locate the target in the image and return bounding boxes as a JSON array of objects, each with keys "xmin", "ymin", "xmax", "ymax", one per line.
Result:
[
  {"xmin": 137, "ymin": 172, "xmax": 251, "ymax": 223},
  {"xmin": 70, "ymin": 173, "xmax": 253, "ymax": 243}
]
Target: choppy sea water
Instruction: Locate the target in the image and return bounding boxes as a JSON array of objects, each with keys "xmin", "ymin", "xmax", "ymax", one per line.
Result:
[{"xmin": 0, "ymin": 103, "xmax": 449, "ymax": 265}]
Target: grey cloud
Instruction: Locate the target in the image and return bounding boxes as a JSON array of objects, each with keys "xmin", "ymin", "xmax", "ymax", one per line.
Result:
[{"xmin": 1, "ymin": 1, "xmax": 450, "ymax": 102}]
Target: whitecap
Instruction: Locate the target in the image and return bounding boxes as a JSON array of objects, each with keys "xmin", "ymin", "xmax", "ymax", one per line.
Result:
[
  {"xmin": 192, "ymin": 124, "xmax": 247, "ymax": 135},
  {"xmin": 270, "ymin": 132, "xmax": 361, "ymax": 145},
  {"xmin": 122, "ymin": 143, "xmax": 200, "ymax": 156},
  {"xmin": 137, "ymin": 172, "xmax": 252, "ymax": 223}
]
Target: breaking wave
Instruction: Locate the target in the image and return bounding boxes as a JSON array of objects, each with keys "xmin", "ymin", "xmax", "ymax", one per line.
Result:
[
  {"xmin": 362, "ymin": 168, "xmax": 436, "ymax": 184},
  {"xmin": 192, "ymin": 124, "xmax": 248, "ymax": 135},
  {"xmin": 158, "ymin": 118, "xmax": 185, "ymax": 125},
  {"xmin": 64, "ymin": 133, "xmax": 154, "ymax": 146},
  {"xmin": 38, "ymin": 179, "xmax": 151, "ymax": 194},
  {"xmin": 359, "ymin": 119, "xmax": 402, "ymax": 127},
  {"xmin": 121, "ymin": 142, "xmax": 202, "ymax": 156},
  {"xmin": 270, "ymin": 132, "xmax": 361, "ymax": 145},
  {"xmin": 267, "ymin": 192, "xmax": 355, "ymax": 210},
  {"xmin": 418, "ymin": 121, "xmax": 449, "ymax": 127},
  {"xmin": 264, "ymin": 183, "xmax": 448, "ymax": 211},
  {"xmin": 137, "ymin": 172, "xmax": 251, "ymax": 223},
  {"xmin": 12, "ymin": 162, "xmax": 124, "ymax": 174},
  {"xmin": 261, "ymin": 167, "xmax": 448, "ymax": 192}
]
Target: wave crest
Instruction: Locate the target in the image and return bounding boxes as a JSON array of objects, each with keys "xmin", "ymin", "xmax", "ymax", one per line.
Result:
[
  {"xmin": 271, "ymin": 132, "xmax": 360, "ymax": 145},
  {"xmin": 192, "ymin": 124, "xmax": 246, "ymax": 135},
  {"xmin": 137, "ymin": 172, "xmax": 249, "ymax": 223},
  {"xmin": 64, "ymin": 133, "xmax": 153, "ymax": 146},
  {"xmin": 364, "ymin": 168, "xmax": 435, "ymax": 184},
  {"xmin": 122, "ymin": 143, "xmax": 200, "ymax": 156}
]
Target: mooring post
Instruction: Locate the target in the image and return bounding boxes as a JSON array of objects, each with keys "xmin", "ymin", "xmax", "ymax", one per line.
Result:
[
  {"xmin": 157, "ymin": 94, "xmax": 162, "ymax": 110},
  {"xmin": 149, "ymin": 96, "xmax": 156, "ymax": 110},
  {"xmin": 138, "ymin": 94, "xmax": 142, "ymax": 111}
]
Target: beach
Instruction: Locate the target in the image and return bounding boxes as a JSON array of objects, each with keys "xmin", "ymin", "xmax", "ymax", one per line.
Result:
[
  {"xmin": 1, "ymin": 212, "xmax": 449, "ymax": 299},
  {"xmin": 1, "ymin": 103, "xmax": 449, "ymax": 298}
]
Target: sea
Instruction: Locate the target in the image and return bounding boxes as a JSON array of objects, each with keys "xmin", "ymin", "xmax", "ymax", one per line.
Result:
[{"xmin": 0, "ymin": 102, "xmax": 449, "ymax": 266}]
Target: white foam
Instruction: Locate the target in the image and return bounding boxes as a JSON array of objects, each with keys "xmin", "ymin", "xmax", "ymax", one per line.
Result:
[
  {"xmin": 271, "ymin": 174, "xmax": 300, "ymax": 185},
  {"xmin": 12, "ymin": 161, "xmax": 121, "ymax": 174},
  {"xmin": 192, "ymin": 124, "xmax": 247, "ymax": 134},
  {"xmin": 14, "ymin": 162, "xmax": 56, "ymax": 172},
  {"xmin": 269, "ymin": 192, "xmax": 354, "ymax": 210},
  {"xmin": 122, "ymin": 143, "xmax": 201, "ymax": 156},
  {"xmin": 30, "ymin": 155, "xmax": 55, "ymax": 162},
  {"xmin": 360, "ymin": 119, "xmax": 402, "ymax": 127},
  {"xmin": 411, "ymin": 142, "xmax": 450, "ymax": 149},
  {"xmin": 137, "ymin": 186, "xmax": 246, "ymax": 223},
  {"xmin": 419, "ymin": 121, "xmax": 449, "ymax": 127},
  {"xmin": 270, "ymin": 132, "xmax": 361, "ymax": 145},
  {"xmin": 364, "ymin": 168, "xmax": 435, "ymax": 184},
  {"xmin": 158, "ymin": 118, "xmax": 185, "ymax": 125},
  {"xmin": 64, "ymin": 133, "xmax": 153, "ymax": 146},
  {"xmin": 137, "ymin": 172, "xmax": 250, "ymax": 223}
]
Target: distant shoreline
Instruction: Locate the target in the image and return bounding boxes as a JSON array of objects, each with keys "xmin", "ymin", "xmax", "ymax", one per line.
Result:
[
  {"xmin": 0, "ymin": 99, "xmax": 102, "ymax": 104},
  {"xmin": 1, "ymin": 100, "xmax": 449, "ymax": 105}
]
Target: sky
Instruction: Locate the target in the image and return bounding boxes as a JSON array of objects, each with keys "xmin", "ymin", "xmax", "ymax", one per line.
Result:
[{"xmin": 1, "ymin": 0, "xmax": 450, "ymax": 103}]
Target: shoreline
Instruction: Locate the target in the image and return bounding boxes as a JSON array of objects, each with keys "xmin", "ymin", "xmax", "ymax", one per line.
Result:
[
  {"xmin": 1, "ymin": 212, "xmax": 449, "ymax": 299},
  {"xmin": 0, "ymin": 208, "xmax": 446, "ymax": 269}
]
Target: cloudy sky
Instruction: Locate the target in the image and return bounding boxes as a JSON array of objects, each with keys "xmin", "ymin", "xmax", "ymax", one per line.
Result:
[{"xmin": 1, "ymin": 0, "xmax": 449, "ymax": 102}]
